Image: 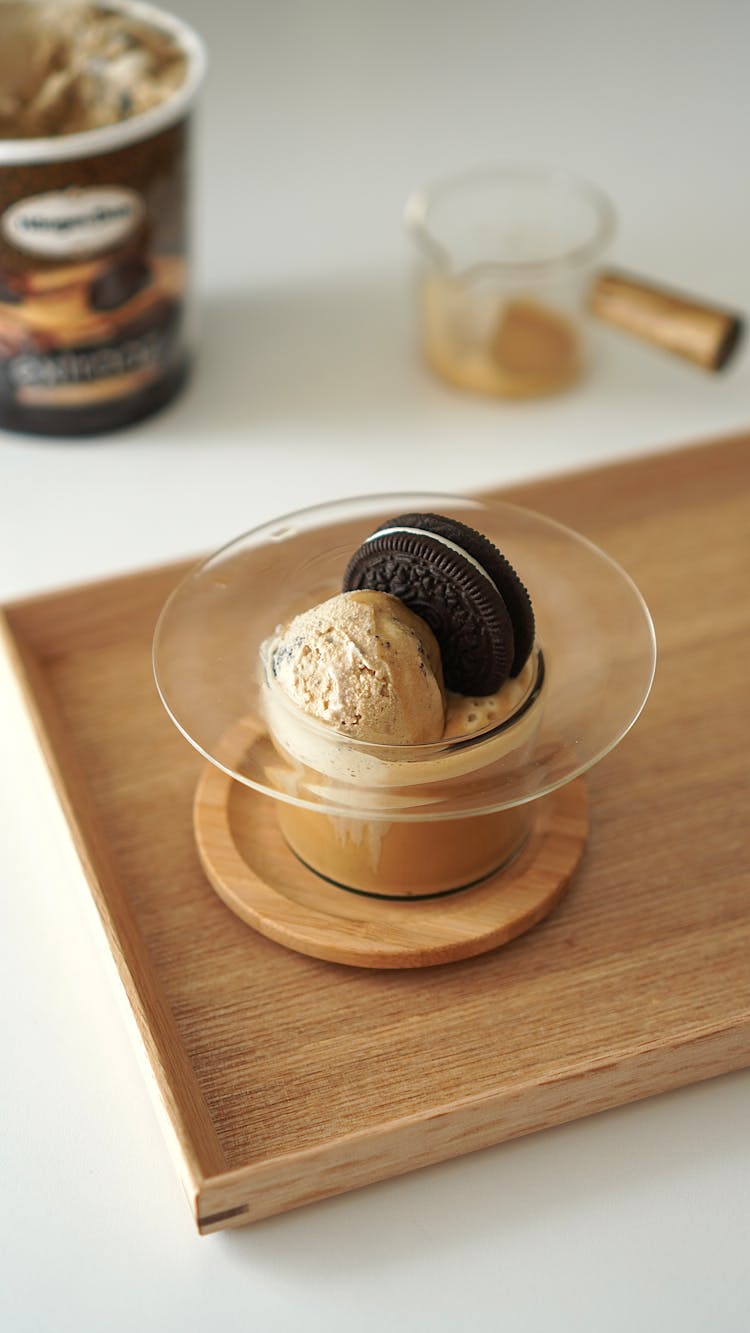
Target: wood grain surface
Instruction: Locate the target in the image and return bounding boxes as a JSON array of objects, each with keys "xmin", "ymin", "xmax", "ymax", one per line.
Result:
[{"xmin": 2, "ymin": 431, "xmax": 749, "ymax": 1232}]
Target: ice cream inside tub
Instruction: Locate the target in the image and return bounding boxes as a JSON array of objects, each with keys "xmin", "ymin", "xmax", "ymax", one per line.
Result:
[{"xmin": 0, "ymin": 1, "xmax": 187, "ymax": 139}]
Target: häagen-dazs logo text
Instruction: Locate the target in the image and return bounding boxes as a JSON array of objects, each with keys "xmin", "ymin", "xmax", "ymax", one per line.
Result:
[{"xmin": 2, "ymin": 187, "xmax": 144, "ymax": 260}]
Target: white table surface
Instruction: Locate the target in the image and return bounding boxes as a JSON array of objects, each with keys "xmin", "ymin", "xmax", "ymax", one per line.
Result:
[{"xmin": 2, "ymin": 2, "xmax": 749, "ymax": 1329}]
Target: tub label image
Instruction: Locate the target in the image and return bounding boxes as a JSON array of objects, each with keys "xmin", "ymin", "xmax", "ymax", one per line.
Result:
[{"xmin": 1, "ymin": 187, "xmax": 144, "ymax": 259}]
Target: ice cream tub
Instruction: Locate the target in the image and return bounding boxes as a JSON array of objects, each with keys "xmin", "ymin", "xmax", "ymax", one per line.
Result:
[{"xmin": 0, "ymin": 0, "xmax": 206, "ymax": 436}]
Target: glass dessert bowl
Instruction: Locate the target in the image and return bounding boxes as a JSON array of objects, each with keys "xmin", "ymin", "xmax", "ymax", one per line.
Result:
[{"xmin": 153, "ymin": 494, "xmax": 656, "ymax": 911}]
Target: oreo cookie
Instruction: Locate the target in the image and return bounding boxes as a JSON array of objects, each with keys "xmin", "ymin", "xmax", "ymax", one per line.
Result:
[{"xmin": 343, "ymin": 512, "xmax": 535, "ymax": 695}]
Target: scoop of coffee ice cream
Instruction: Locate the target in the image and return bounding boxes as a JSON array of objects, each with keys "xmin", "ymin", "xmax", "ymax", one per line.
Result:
[{"xmin": 267, "ymin": 590, "xmax": 446, "ymax": 745}]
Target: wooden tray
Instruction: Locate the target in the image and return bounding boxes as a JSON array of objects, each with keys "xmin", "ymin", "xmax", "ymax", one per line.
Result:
[{"xmin": 2, "ymin": 433, "xmax": 749, "ymax": 1233}]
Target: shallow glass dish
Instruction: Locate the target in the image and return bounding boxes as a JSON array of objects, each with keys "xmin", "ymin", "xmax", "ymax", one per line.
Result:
[{"xmin": 153, "ymin": 493, "xmax": 656, "ymax": 829}]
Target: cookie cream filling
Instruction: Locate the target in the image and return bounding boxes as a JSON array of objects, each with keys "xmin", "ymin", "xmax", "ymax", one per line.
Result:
[{"xmin": 365, "ymin": 524, "xmax": 499, "ymax": 593}]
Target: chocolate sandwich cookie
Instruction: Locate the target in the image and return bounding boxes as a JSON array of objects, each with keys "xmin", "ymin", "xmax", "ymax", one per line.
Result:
[{"xmin": 343, "ymin": 512, "xmax": 535, "ymax": 695}]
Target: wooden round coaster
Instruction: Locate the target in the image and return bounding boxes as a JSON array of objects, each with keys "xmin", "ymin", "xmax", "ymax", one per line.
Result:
[{"xmin": 193, "ymin": 762, "xmax": 588, "ymax": 969}]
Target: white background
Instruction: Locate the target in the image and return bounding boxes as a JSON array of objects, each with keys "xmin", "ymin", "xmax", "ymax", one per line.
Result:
[{"xmin": 1, "ymin": 2, "xmax": 749, "ymax": 1329}]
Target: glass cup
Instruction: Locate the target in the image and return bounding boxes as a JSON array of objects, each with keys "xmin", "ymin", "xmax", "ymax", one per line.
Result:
[
  {"xmin": 153, "ymin": 494, "xmax": 656, "ymax": 902},
  {"xmin": 262, "ymin": 644, "xmax": 546, "ymax": 897},
  {"xmin": 405, "ymin": 166, "xmax": 616, "ymax": 399}
]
